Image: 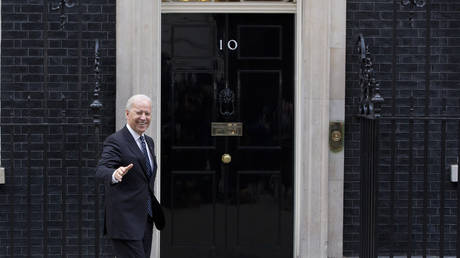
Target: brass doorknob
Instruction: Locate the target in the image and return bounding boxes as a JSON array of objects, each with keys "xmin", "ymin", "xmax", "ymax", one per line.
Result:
[{"xmin": 221, "ymin": 154, "xmax": 232, "ymax": 164}]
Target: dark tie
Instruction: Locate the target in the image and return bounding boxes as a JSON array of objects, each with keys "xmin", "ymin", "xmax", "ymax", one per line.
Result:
[
  {"xmin": 140, "ymin": 135, "xmax": 153, "ymax": 177},
  {"xmin": 140, "ymin": 135, "xmax": 153, "ymax": 217}
]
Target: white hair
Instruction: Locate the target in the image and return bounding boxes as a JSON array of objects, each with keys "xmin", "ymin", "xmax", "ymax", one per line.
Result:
[{"xmin": 126, "ymin": 94, "xmax": 152, "ymax": 111}]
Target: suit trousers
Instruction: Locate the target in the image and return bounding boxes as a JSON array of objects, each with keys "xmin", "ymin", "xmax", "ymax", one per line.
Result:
[{"xmin": 111, "ymin": 217, "xmax": 153, "ymax": 258}]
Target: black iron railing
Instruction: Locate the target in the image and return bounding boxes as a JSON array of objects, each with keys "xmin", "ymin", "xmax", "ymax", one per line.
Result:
[
  {"xmin": 373, "ymin": 114, "xmax": 460, "ymax": 257},
  {"xmin": 357, "ymin": 34, "xmax": 460, "ymax": 257},
  {"xmin": 357, "ymin": 34, "xmax": 383, "ymax": 258}
]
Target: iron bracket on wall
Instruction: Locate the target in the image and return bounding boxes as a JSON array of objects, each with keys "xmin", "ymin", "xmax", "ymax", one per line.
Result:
[
  {"xmin": 401, "ymin": 0, "xmax": 426, "ymax": 8},
  {"xmin": 90, "ymin": 40, "xmax": 103, "ymax": 125},
  {"xmin": 400, "ymin": 0, "xmax": 426, "ymax": 27},
  {"xmin": 357, "ymin": 34, "xmax": 384, "ymax": 119},
  {"xmin": 50, "ymin": 0, "xmax": 76, "ymax": 30}
]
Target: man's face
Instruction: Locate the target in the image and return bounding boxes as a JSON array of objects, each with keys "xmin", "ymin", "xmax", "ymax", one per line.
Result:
[{"xmin": 126, "ymin": 99, "xmax": 152, "ymax": 135}]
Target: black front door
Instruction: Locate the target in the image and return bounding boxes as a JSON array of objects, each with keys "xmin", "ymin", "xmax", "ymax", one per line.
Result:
[{"xmin": 161, "ymin": 14, "xmax": 294, "ymax": 258}]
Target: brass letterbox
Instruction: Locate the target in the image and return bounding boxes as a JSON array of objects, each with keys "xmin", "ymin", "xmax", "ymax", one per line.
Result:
[{"xmin": 211, "ymin": 122, "xmax": 243, "ymax": 136}]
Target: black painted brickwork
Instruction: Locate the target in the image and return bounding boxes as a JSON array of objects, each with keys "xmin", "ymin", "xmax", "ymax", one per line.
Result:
[
  {"xmin": 345, "ymin": 0, "xmax": 460, "ymax": 256},
  {"xmin": 0, "ymin": 0, "xmax": 116, "ymax": 257}
]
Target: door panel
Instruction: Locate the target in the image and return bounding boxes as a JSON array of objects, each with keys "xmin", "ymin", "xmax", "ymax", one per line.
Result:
[
  {"xmin": 170, "ymin": 171, "xmax": 215, "ymax": 244},
  {"xmin": 239, "ymin": 71, "xmax": 281, "ymax": 147},
  {"xmin": 173, "ymin": 26, "xmax": 216, "ymax": 58},
  {"xmin": 238, "ymin": 26, "xmax": 282, "ymax": 59},
  {"xmin": 161, "ymin": 13, "xmax": 294, "ymax": 258},
  {"xmin": 172, "ymin": 72, "xmax": 215, "ymax": 147}
]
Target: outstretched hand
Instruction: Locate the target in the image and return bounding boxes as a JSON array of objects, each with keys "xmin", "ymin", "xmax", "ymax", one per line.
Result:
[{"xmin": 114, "ymin": 164, "xmax": 133, "ymax": 182}]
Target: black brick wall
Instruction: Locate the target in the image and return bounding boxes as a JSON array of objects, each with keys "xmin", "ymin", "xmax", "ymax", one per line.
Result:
[
  {"xmin": 1, "ymin": 0, "xmax": 116, "ymax": 257},
  {"xmin": 346, "ymin": 0, "xmax": 460, "ymax": 256}
]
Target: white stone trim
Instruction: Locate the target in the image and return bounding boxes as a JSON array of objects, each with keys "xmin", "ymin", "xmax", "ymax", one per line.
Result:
[
  {"xmin": 153, "ymin": 1, "xmax": 162, "ymax": 257},
  {"xmin": 294, "ymin": 2, "xmax": 302, "ymax": 256},
  {"xmin": 116, "ymin": 1, "xmax": 162, "ymax": 257},
  {"xmin": 296, "ymin": 0, "xmax": 332, "ymax": 256},
  {"xmin": 328, "ymin": 0, "xmax": 346, "ymax": 257}
]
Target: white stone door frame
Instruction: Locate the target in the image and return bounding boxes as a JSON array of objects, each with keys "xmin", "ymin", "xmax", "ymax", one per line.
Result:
[{"xmin": 116, "ymin": 1, "xmax": 345, "ymax": 258}]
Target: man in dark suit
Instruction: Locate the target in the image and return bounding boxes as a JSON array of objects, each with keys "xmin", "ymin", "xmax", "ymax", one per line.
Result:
[{"xmin": 96, "ymin": 94, "xmax": 164, "ymax": 258}]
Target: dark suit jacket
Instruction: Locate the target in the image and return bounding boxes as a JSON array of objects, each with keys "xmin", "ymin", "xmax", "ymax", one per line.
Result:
[{"xmin": 96, "ymin": 126, "xmax": 165, "ymax": 240}]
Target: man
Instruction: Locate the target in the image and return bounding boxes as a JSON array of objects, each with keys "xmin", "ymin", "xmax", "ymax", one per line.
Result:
[{"xmin": 96, "ymin": 94, "xmax": 164, "ymax": 258}]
